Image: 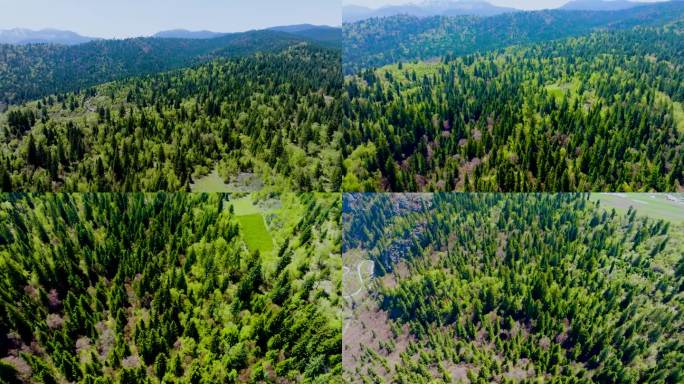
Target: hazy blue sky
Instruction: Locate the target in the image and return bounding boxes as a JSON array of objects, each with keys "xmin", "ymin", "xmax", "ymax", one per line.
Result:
[
  {"xmin": 0, "ymin": 0, "xmax": 341, "ymax": 38},
  {"xmin": 343, "ymin": 0, "xmax": 667, "ymax": 11}
]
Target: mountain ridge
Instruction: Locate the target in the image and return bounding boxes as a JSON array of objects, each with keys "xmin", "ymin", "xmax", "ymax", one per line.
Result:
[
  {"xmin": 342, "ymin": 0, "xmax": 675, "ymax": 22},
  {"xmin": 152, "ymin": 29, "xmax": 226, "ymax": 39},
  {"xmin": 343, "ymin": 0, "xmax": 519, "ymax": 22},
  {"xmin": 0, "ymin": 27, "xmax": 340, "ymax": 104},
  {"xmin": 343, "ymin": 0, "xmax": 684, "ymax": 73},
  {"xmin": 152, "ymin": 25, "xmax": 342, "ymax": 47},
  {"xmin": 0, "ymin": 24, "xmax": 341, "ymax": 46},
  {"xmin": 0, "ymin": 28, "xmax": 97, "ymax": 45},
  {"xmin": 560, "ymin": 0, "xmax": 650, "ymax": 11}
]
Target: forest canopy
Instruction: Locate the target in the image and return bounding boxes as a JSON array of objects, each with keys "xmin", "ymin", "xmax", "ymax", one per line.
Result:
[
  {"xmin": 0, "ymin": 29, "xmax": 335, "ymax": 106},
  {"xmin": 342, "ymin": 2, "xmax": 684, "ymax": 74},
  {"xmin": 0, "ymin": 192, "xmax": 342, "ymax": 383},
  {"xmin": 341, "ymin": 26, "xmax": 684, "ymax": 192},
  {"xmin": 0, "ymin": 44, "xmax": 343, "ymax": 192},
  {"xmin": 342, "ymin": 193, "xmax": 684, "ymax": 383}
]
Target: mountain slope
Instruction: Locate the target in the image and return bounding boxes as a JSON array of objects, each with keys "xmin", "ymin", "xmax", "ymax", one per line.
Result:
[
  {"xmin": 151, "ymin": 25, "xmax": 342, "ymax": 46},
  {"xmin": 152, "ymin": 29, "xmax": 227, "ymax": 39},
  {"xmin": 0, "ymin": 44, "xmax": 342, "ymax": 192},
  {"xmin": 343, "ymin": 193, "xmax": 684, "ymax": 382},
  {"xmin": 343, "ymin": 1, "xmax": 684, "ymax": 73},
  {"xmin": 0, "ymin": 29, "xmax": 332, "ymax": 105},
  {"xmin": 342, "ymin": 26, "xmax": 684, "ymax": 192},
  {"xmin": 269, "ymin": 24, "xmax": 331, "ymax": 33},
  {"xmin": 269, "ymin": 25, "xmax": 342, "ymax": 46},
  {"xmin": 0, "ymin": 28, "xmax": 96, "ymax": 45}
]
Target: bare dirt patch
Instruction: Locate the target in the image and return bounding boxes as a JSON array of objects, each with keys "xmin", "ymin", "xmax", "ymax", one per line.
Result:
[{"xmin": 343, "ymin": 302, "xmax": 414, "ymax": 383}]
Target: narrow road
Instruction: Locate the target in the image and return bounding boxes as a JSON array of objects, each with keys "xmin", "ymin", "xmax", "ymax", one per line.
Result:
[{"xmin": 343, "ymin": 260, "xmax": 374, "ymax": 300}]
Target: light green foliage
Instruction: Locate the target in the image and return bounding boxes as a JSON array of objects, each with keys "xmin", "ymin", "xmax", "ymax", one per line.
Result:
[
  {"xmin": 190, "ymin": 169, "xmax": 232, "ymax": 192},
  {"xmin": 674, "ymin": 101, "xmax": 684, "ymax": 133},
  {"xmin": 236, "ymin": 214, "xmax": 274, "ymax": 256},
  {"xmin": 342, "ymin": 27, "xmax": 684, "ymax": 192},
  {"xmin": 230, "ymin": 197, "xmax": 264, "ymax": 216},
  {"xmin": 0, "ymin": 44, "xmax": 342, "ymax": 193},
  {"xmin": 593, "ymin": 193, "xmax": 684, "ymax": 224}
]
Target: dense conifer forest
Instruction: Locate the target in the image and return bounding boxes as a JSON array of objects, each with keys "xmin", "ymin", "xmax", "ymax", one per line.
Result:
[
  {"xmin": 0, "ymin": 192, "xmax": 342, "ymax": 383},
  {"xmin": 0, "ymin": 44, "xmax": 342, "ymax": 192},
  {"xmin": 0, "ymin": 29, "xmax": 338, "ymax": 106},
  {"xmin": 342, "ymin": 1, "xmax": 684, "ymax": 73},
  {"xmin": 342, "ymin": 25, "xmax": 684, "ymax": 191},
  {"xmin": 343, "ymin": 193, "xmax": 684, "ymax": 383}
]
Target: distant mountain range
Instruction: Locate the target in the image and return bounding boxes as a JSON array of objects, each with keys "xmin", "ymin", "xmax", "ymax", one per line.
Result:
[
  {"xmin": 154, "ymin": 25, "xmax": 341, "ymax": 47},
  {"xmin": 0, "ymin": 24, "xmax": 340, "ymax": 46},
  {"xmin": 0, "ymin": 28, "xmax": 97, "ymax": 45},
  {"xmin": 343, "ymin": 0, "xmax": 662, "ymax": 23},
  {"xmin": 269, "ymin": 25, "xmax": 342, "ymax": 44},
  {"xmin": 560, "ymin": 0, "xmax": 647, "ymax": 11},
  {"xmin": 343, "ymin": 1, "xmax": 518, "ymax": 22},
  {"xmin": 152, "ymin": 29, "xmax": 225, "ymax": 39},
  {"xmin": 269, "ymin": 24, "xmax": 336, "ymax": 33}
]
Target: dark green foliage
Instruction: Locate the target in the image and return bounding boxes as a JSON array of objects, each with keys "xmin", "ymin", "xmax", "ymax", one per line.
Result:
[
  {"xmin": 342, "ymin": 27, "xmax": 684, "ymax": 191},
  {"xmin": 0, "ymin": 193, "xmax": 342, "ymax": 383},
  {"xmin": 5, "ymin": 109, "xmax": 35, "ymax": 136},
  {"xmin": 0, "ymin": 29, "xmax": 339, "ymax": 105},
  {"xmin": 0, "ymin": 360, "xmax": 22, "ymax": 384},
  {"xmin": 1, "ymin": 45, "xmax": 342, "ymax": 192},
  {"xmin": 343, "ymin": 1, "xmax": 684, "ymax": 73},
  {"xmin": 343, "ymin": 193, "xmax": 684, "ymax": 383}
]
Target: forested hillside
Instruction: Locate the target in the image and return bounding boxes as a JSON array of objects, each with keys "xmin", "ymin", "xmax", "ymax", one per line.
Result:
[
  {"xmin": 0, "ymin": 192, "xmax": 342, "ymax": 383},
  {"xmin": 0, "ymin": 44, "xmax": 342, "ymax": 192},
  {"xmin": 0, "ymin": 29, "xmax": 340, "ymax": 106},
  {"xmin": 343, "ymin": 193, "xmax": 684, "ymax": 383},
  {"xmin": 342, "ymin": 26, "xmax": 684, "ymax": 191},
  {"xmin": 268, "ymin": 26, "xmax": 342, "ymax": 46},
  {"xmin": 342, "ymin": 1, "xmax": 684, "ymax": 73},
  {"xmin": 342, "ymin": 193, "xmax": 431, "ymax": 252}
]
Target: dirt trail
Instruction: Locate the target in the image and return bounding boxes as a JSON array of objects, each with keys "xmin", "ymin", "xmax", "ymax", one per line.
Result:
[{"xmin": 344, "ymin": 260, "xmax": 374, "ymax": 300}]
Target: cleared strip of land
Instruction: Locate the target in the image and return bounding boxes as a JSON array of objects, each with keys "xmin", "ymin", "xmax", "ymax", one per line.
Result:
[{"xmin": 592, "ymin": 193, "xmax": 684, "ymax": 223}]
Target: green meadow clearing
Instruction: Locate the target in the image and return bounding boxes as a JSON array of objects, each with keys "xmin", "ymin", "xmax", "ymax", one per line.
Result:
[
  {"xmin": 236, "ymin": 214, "xmax": 274, "ymax": 256},
  {"xmin": 592, "ymin": 193, "xmax": 684, "ymax": 223},
  {"xmin": 230, "ymin": 196, "xmax": 263, "ymax": 215},
  {"xmin": 229, "ymin": 195, "xmax": 275, "ymax": 257},
  {"xmin": 189, "ymin": 169, "xmax": 231, "ymax": 192}
]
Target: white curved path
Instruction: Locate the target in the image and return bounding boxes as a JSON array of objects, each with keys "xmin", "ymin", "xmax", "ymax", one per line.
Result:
[
  {"xmin": 343, "ymin": 260, "xmax": 374, "ymax": 300},
  {"xmin": 343, "ymin": 260, "xmax": 374, "ymax": 335}
]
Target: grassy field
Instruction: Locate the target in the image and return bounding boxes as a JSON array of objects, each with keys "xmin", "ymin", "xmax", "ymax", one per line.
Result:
[
  {"xmin": 380, "ymin": 61, "xmax": 438, "ymax": 83},
  {"xmin": 229, "ymin": 195, "xmax": 275, "ymax": 256},
  {"xmin": 545, "ymin": 77, "xmax": 581, "ymax": 101},
  {"xmin": 230, "ymin": 197, "xmax": 262, "ymax": 215},
  {"xmin": 591, "ymin": 193, "xmax": 684, "ymax": 223},
  {"xmin": 236, "ymin": 214, "xmax": 274, "ymax": 255},
  {"xmin": 190, "ymin": 169, "xmax": 231, "ymax": 192}
]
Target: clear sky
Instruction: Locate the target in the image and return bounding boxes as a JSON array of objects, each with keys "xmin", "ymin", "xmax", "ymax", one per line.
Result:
[
  {"xmin": 343, "ymin": 0, "xmax": 667, "ymax": 11},
  {"xmin": 0, "ymin": 0, "xmax": 341, "ymax": 38}
]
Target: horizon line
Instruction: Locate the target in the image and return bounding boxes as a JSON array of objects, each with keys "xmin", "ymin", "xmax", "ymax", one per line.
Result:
[{"xmin": 0, "ymin": 23, "xmax": 342, "ymax": 40}]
